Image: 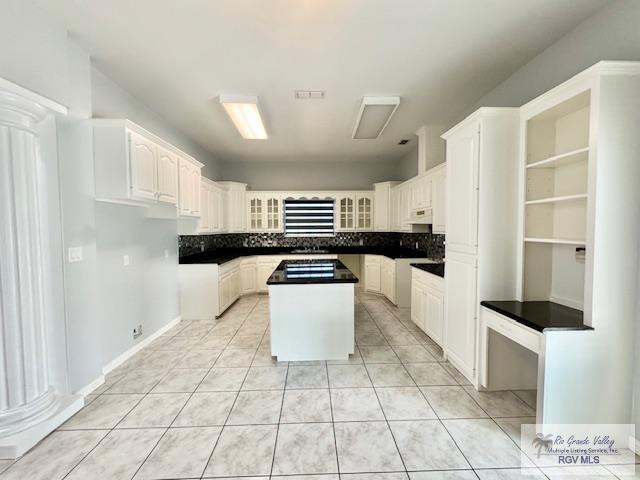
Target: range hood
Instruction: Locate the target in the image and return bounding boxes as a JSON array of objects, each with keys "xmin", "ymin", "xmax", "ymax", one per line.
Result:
[{"xmin": 410, "ymin": 207, "xmax": 433, "ymax": 224}]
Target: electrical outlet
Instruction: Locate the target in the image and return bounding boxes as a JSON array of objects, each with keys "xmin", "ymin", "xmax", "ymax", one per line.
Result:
[
  {"xmin": 133, "ymin": 324, "xmax": 143, "ymax": 339},
  {"xmin": 123, "ymin": 255, "xmax": 130, "ymax": 266}
]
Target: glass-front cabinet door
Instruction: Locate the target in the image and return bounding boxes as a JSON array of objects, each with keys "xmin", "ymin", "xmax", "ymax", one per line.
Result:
[
  {"xmin": 357, "ymin": 194, "xmax": 373, "ymax": 230},
  {"xmin": 265, "ymin": 195, "xmax": 281, "ymax": 231},
  {"xmin": 248, "ymin": 194, "xmax": 263, "ymax": 231},
  {"xmin": 337, "ymin": 195, "xmax": 355, "ymax": 231}
]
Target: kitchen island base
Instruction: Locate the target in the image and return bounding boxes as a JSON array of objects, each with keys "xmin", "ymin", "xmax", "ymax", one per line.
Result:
[{"xmin": 269, "ymin": 283, "xmax": 355, "ymax": 361}]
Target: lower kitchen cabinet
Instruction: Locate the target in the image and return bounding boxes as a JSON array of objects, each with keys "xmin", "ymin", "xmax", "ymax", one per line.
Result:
[
  {"xmin": 240, "ymin": 258, "xmax": 257, "ymax": 295},
  {"xmin": 443, "ymin": 251, "xmax": 478, "ymax": 380},
  {"xmin": 363, "ymin": 255, "xmax": 397, "ymax": 305},
  {"xmin": 410, "ymin": 267, "xmax": 445, "ymax": 346},
  {"xmin": 364, "ymin": 255, "xmax": 382, "ymax": 293}
]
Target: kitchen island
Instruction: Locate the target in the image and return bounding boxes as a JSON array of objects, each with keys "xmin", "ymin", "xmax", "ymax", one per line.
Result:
[{"xmin": 267, "ymin": 259, "xmax": 358, "ymax": 361}]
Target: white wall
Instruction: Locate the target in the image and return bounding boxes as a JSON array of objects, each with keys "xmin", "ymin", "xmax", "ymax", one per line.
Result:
[
  {"xmin": 220, "ymin": 159, "xmax": 402, "ymax": 190},
  {"xmin": 91, "ymin": 67, "xmax": 221, "ymax": 179},
  {"xmin": 396, "ymin": 145, "xmax": 418, "ymax": 181},
  {"xmin": 454, "ymin": 0, "xmax": 640, "ymax": 121}
]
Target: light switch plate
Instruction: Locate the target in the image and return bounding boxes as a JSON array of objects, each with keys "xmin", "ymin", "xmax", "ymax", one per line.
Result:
[
  {"xmin": 164, "ymin": 249, "xmax": 169, "ymax": 258},
  {"xmin": 68, "ymin": 247, "xmax": 83, "ymax": 263},
  {"xmin": 123, "ymin": 255, "xmax": 130, "ymax": 267}
]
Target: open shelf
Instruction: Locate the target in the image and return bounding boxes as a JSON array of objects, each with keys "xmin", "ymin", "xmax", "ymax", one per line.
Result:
[
  {"xmin": 524, "ymin": 237, "xmax": 586, "ymax": 246},
  {"xmin": 525, "ymin": 193, "xmax": 587, "ymax": 205},
  {"xmin": 526, "ymin": 147, "xmax": 589, "ymax": 169},
  {"xmin": 522, "ymin": 89, "xmax": 591, "ymax": 311}
]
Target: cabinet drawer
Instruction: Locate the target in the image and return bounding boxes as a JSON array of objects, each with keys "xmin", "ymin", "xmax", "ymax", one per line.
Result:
[{"xmin": 481, "ymin": 307, "xmax": 541, "ymax": 354}]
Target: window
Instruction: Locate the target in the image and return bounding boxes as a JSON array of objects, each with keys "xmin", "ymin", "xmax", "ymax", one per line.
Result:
[{"xmin": 284, "ymin": 199, "xmax": 335, "ymax": 237}]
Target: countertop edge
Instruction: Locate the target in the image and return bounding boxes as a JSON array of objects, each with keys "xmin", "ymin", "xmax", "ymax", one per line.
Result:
[{"xmin": 480, "ymin": 301, "xmax": 592, "ymax": 333}]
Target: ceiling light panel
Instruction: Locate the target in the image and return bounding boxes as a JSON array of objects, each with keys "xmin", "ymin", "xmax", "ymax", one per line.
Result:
[
  {"xmin": 219, "ymin": 95, "xmax": 268, "ymax": 139},
  {"xmin": 352, "ymin": 96, "xmax": 400, "ymax": 139}
]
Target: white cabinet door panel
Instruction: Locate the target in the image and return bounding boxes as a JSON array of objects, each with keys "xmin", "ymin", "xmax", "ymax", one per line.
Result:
[
  {"xmin": 444, "ymin": 251, "xmax": 478, "ymax": 378},
  {"xmin": 129, "ymin": 130, "xmax": 157, "ymax": 201},
  {"xmin": 157, "ymin": 145, "xmax": 178, "ymax": 204},
  {"xmin": 446, "ymin": 121, "xmax": 479, "ymax": 254}
]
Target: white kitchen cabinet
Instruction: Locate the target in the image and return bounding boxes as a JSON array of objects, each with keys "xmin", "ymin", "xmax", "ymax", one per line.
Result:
[
  {"xmin": 431, "ymin": 164, "xmax": 446, "ymax": 234},
  {"xmin": 240, "ymin": 258, "xmax": 257, "ymax": 295},
  {"xmin": 129, "ymin": 130, "xmax": 158, "ymax": 201},
  {"xmin": 380, "ymin": 256, "xmax": 396, "ymax": 304},
  {"xmin": 156, "ymin": 144, "xmax": 179, "ymax": 204},
  {"xmin": 198, "ymin": 178, "xmax": 228, "ymax": 234},
  {"xmin": 336, "ymin": 194, "xmax": 355, "ymax": 231},
  {"xmin": 373, "ymin": 182, "xmax": 399, "ymax": 231},
  {"xmin": 364, "ymin": 255, "xmax": 381, "ymax": 293},
  {"xmin": 264, "ymin": 194, "xmax": 282, "ymax": 231},
  {"xmin": 411, "ymin": 174, "xmax": 432, "ymax": 210},
  {"xmin": 441, "ymin": 107, "xmax": 519, "ymax": 384},
  {"xmin": 444, "ymin": 120, "xmax": 479, "ymax": 254},
  {"xmin": 247, "ymin": 193, "xmax": 264, "ymax": 231},
  {"xmin": 364, "ymin": 255, "xmax": 397, "ymax": 305},
  {"xmin": 356, "ymin": 193, "xmax": 373, "ymax": 230},
  {"xmin": 411, "ymin": 268, "xmax": 445, "ymax": 346},
  {"xmin": 246, "ymin": 193, "xmax": 282, "ymax": 232},
  {"xmin": 220, "ymin": 182, "xmax": 247, "ymax": 232},
  {"xmin": 257, "ymin": 257, "xmax": 280, "ymax": 293},
  {"xmin": 178, "ymin": 157, "xmax": 202, "ymax": 217},
  {"xmin": 444, "ymin": 251, "xmax": 477, "ymax": 375},
  {"xmin": 93, "ymin": 119, "xmax": 203, "ymax": 210}
]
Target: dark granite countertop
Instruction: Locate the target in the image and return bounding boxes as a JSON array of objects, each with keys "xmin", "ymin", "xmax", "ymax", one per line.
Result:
[
  {"xmin": 480, "ymin": 300, "xmax": 591, "ymax": 333},
  {"xmin": 179, "ymin": 246, "xmax": 436, "ymax": 265},
  {"xmin": 267, "ymin": 259, "xmax": 359, "ymax": 285},
  {"xmin": 410, "ymin": 263, "xmax": 445, "ymax": 278}
]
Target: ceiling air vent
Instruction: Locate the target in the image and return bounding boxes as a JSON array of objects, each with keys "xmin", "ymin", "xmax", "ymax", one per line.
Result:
[
  {"xmin": 398, "ymin": 139, "xmax": 410, "ymax": 145},
  {"xmin": 295, "ymin": 90, "xmax": 325, "ymax": 99},
  {"xmin": 352, "ymin": 96, "xmax": 400, "ymax": 139}
]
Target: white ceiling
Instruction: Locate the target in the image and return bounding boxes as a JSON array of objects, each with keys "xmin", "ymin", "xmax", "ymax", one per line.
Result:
[{"xmin": 38, "ymin": 0, "xmax": 610, "ymax": 163}]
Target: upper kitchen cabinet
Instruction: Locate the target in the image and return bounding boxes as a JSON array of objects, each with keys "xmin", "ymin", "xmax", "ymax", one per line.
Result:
[
  {"xmin": 220, "ymin": 182, "xmax": 247, "ymax": 232},
  {"xmin": 441, "ymin": 108, "xmax": 520, "ymax": 383},
  {"xmin": 246, "ymin": 193, "xmax": 283, "ymax": 232},
  {"xmin": 92, "ymin": 119, "xmax": 203, "ymax": 213},
  {"xmin": 199, "ymin": 178, "xmax": 227, "ymax": 234},
  {"xmin": 178, "ymin": 157, "xmax": 202, "ymax": 217},
  {"xmin": 373, "ymin": 182, "xmax": 400, "ymax": 231},
  {"xmin": 336, "ymin": 194, "xmax": 355, "ymax": 231},
  {"xmin": 336, "ymin": 192, "xmax": 375, "ymax": 231},
  {"xmin": 356, "ymin": 193, "xmax": 373, "ymax": 230},
  {"xmin": 246, "ymin": 192, "xmax": 264, "ymax": 231}
]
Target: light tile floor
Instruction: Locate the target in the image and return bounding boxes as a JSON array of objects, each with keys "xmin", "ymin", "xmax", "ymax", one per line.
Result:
[{"xmin": 0, "ymin": 291, "xmax": 636, "ymax": 479}]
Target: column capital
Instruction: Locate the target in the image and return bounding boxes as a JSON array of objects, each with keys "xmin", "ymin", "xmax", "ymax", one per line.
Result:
[{"xmin": 0, "ymin": 77, "xmax": 67, "ymax": 132}]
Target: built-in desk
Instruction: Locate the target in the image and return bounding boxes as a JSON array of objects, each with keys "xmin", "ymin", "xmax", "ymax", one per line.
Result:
[{"xmin": 479, "ymin": 300, "xmax": 590, "ymax": 424}]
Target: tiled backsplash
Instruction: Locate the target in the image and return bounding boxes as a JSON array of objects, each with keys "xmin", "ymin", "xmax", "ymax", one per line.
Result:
[{"xmin": 179, "ymin": 232, "xmax": 445, "ymax": 259}]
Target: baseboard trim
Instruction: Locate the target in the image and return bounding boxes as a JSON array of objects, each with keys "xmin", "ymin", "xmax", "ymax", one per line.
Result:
[
  {"xmin": 75, "ymin": 374, "xmax": 106, "ymax": 396},
  {"xmin": 102, "ymin": 315, "xmax": 182, "ymax": 375},
  {"xmin": 73, "ymin": 315, "xmax": 182, "ymax": 396}
]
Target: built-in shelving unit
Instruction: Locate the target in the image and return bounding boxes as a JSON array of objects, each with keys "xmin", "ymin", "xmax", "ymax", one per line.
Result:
[{"xmin": 521, "ymin": 90, "xmax": 590, "ymax": 310}]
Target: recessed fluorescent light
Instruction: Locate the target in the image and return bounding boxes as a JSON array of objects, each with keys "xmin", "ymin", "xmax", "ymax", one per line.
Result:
[
  {"xmin": 352, "ymin": 96, "xmax": 400, "ymax": 139},
  {"xmin": 219, "ymin": 95, "xmax": 268, "ymax": 139}
]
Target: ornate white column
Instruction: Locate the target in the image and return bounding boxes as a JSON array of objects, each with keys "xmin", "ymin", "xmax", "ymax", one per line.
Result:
[{"xmin": 0, "ymin": 79, "xmax": 83, "ymax": 459}]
